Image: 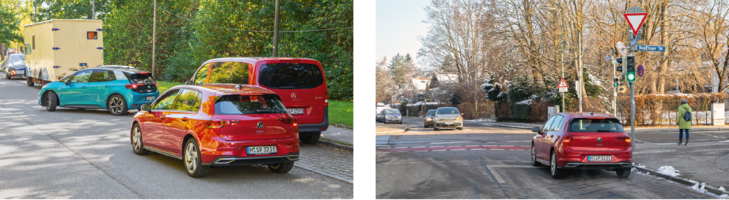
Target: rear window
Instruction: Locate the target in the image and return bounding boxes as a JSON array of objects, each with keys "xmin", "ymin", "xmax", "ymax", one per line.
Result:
[
  {"xmin": 258, "ymin": 63, "xmax": 324, "ymax": 89},
  {"xmin": 437, "ymin": 108, "xmax": 459, "ymax": 115},
  {"xmin": 568, "ymin": 118, "xmax": 625, "ymax": 132},
  {"xmin": 427, "ymin": 110, "xmax": 436, "ymax": 116},
  {"xmin": 215, "ymin": 94, "xmax": 287, "ymax": 115},
  {"xmin": 9, "ymin": 55, "xmax": 24, "ymax": 66},
  {"xmin": 385, "ymin": 109, "xmax": 400, "ymax": 114},
  {"xmin": 124, "ymin": 72, "xmax": 156, "ymax": 85}
]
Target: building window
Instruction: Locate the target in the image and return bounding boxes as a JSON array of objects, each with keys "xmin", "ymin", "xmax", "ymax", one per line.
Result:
[{"xmin": 87, "ymin": 31, "xmax": 98, "ymax": 40}]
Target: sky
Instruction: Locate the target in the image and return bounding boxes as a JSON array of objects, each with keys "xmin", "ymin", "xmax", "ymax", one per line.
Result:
[{"xmin": 376, "ymin": 0, "xmax": 430, "ymax": 67}]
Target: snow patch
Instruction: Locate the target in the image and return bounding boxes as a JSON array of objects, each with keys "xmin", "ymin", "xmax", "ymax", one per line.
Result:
[
  {"xmin": 720, "ymin": 194, "xmax": 728, "ymax": 199},
  {"xmin": 516, "ymin": 99, "xmax": 533, "ymax": 105},
  {"xmin": 691, "ymin": 182, "xmax": 708, "ymax": 193},
  {"xmin": 719, "ymin": 186, "xmax": 726, "ymax": 192},
  {"xmin": 657, "ymin": 166, "xmax": 680, "ymax": 177},
  {"xmin": 633, "ymin": 163, "xmax": 646, "ymax": 169}
]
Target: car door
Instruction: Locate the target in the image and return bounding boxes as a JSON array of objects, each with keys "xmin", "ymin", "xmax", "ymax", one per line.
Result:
[
  {"xmin": 545, "ymin": 115, "xmax": 564, "ymax": 159},
  {"xmin": 61, "ymin": 70, "xmax": 92, "ymax": 106},
  {"xmin": 143, "ymin": 89, "xmax": 181, "ymax": 150},
  {"xmin": 537, "ymin": 116, "xmax": 556, "ymax": 161},
  {"xmin": 86, "ymin": 70, "xmax": 116, "ymax": 107},
  {"xmin": 163, "ymin": 89, "xmax": 202, "ymax": 154}
]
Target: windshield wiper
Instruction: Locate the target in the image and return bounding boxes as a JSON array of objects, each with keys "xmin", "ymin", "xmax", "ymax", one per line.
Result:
[
  {"xmin": 256, "ymin": 109, "xmax": 284, "ymax": 114},
  {"xmin": 277, "ymin": 86, "xmax": 296, "ymax": 89}
]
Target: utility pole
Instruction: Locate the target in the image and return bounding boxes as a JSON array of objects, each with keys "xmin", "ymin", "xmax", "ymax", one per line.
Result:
[
  {"xmin": 92, "ymin": 0, "xmax": 95, "ymax": 19},
  {"xmin": 474, "ymin": 70, "xmax": 478, "ymax": 119},
  {"xmin": 152, "ymin": 0, "xmax": 157, "ymax": 78},
  {"xmin": 272, "ymin": 0, "xmax": 280, "ymax": 57},
  {"xmin": 612, "ymin": 49, "xmax": 616, "ymax": 115}
]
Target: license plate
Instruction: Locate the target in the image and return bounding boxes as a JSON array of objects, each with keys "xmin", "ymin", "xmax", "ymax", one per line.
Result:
[
  {"xmin": 588, "ymin": 155, "xmax": 612, "ymax": 162},
  {"xmin": 287, "ymin": 108, "xmax": 304, "ymax": 115},
  {"xmin": 445, "ymin": 122, "xmax": 453, "ymax": 125},
  {"xmin": 145, "ymin": 96, "xmax": 155, "ymax": 101},
  {"xmin": 247, "ymin": 146, "xmax": 277, "ymax": 155}
]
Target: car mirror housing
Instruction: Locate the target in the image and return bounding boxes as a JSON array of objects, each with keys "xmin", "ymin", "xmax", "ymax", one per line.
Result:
[
  {"xmin": 140, "ymin": 104, "xmax": 152, "ymax": 112},
  {"xmin": 65, "ymin": 80, "xmax": 70, "ymax": 85},
  {"xmin": 184, "ymin": 80, "xmax": 190, "ymax": 85},
  {"xmin": 532, "ymin": 127, "xmax": 541, "ymax": 133},
  {"xmin": 460, "ymin": 113, "xmax": 464, "ymax": 116}
]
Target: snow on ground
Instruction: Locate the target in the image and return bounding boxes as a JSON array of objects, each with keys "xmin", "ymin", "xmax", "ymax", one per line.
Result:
[
  {"xmin": 691, "ymin": 182, "xmax": 708, "ymax": 194},
  {"xmin": 657, "ymin": 166, "xmax": 680, "ymax": 177},
  {"xmin": 720, "ymin": 194, "xmax": 728, "ymax": 199}
]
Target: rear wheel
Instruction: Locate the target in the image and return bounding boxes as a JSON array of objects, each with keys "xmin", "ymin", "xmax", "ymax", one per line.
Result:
[
  {"xmin": 26, "ymin": 77, "xmax": 34, "ymax": 86},
  {"xmin": 531, "ymin": 145, "xmax": 541, "ymax": 166},
  {"xmin": 131, "ymin": 123, "xmax": 150, "ymax": 155},
  {"xmin": 45, "ymin": 92, "xmax": 57, "ymax": 111},
  {"xmin": 300, "ymin": 131, "xmax": 321, "ymax": 144},
  {"xmin": 616, "ymin": 168, "xmax": 631, "ymax": 178},
  {"xmin": 550, "ymin": 151, "xmax": 564, "ymax": 179},
  {"xmin": 268, "ymin": 162, "xmax": 295, "ymax": 173},
  {"xmin": 434, "ymin": 127, "xmax": 439, "ymax": 131},
  {"xmin": 184, "ymin": 138, "xmax": 210, "ymax": 177},
  {"xmin": 5, "ymin": 73, "xmax": 9, "ymax": 79},
  {"xmin": 108, "ymin": 94, "xmax": 128, "ymax": 116}
]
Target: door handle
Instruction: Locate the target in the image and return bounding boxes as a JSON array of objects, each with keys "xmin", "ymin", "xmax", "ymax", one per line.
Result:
[
  {"xmin": 82, "ymin": 86, "xmax": 87, "ymax": 89},
  {"xmin": 181, "ymin": 117, "xmax": 188, "ymax": 122},
  {"xmin": 160, "ymin": 116, "xmax": 166, "ymax": 120},
  {"xmin": 105, "ymin": 85, "xmax": 109, "ymax": 88}
]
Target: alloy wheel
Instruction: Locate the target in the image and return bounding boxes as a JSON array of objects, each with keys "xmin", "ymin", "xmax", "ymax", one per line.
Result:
[
  {"xmin": 46, "ymin": 94, "xmax": 51, "ymax": 107},
  {"xmin": 532, "ymin": 146, "xmax": 536, "ymax": 164},
  {"xmin": 185, "ymin": 143, "xmax": 198, "ymax": 174},
  {"xmin": 551, "ymin": 153, "xmax": 556, "ymax": 175},
  {"xmin": 110, "ymin": 97, "xmax": 123, "ymax": 114},
  {"xmin": 132, "ymin": 126, "xmax": 141, "ymax": 151}
]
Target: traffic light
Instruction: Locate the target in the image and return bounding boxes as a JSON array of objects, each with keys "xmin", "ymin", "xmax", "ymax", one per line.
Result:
[
  {"xmin": 616, "ymin": 57, "xmax": 623, "ymax": 72},
  {"xmin": 626, "ymin": 56, "xmax": 635, "ymax": 81}
]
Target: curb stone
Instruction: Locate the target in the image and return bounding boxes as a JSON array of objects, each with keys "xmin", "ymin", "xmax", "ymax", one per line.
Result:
[
  {"xmin": 317, "ymin": 139, "xmax": 353, "ymax": 152},
  {"xmin": 633, "ymin": 166, "xmax": 728, "ymax": 197},
  {"xmin": 331, "ymin": 123, "xmax": 353, "ymax": 129}
]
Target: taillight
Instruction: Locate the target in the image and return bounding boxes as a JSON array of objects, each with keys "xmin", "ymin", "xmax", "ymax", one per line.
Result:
[
  {"xmin": 324, "ymin": 89, "xmax": 329, "ymax": 106},
  {"xmin": 154, "ymin": 83, "xmax": 158, "ymax": 86},
  {"xmin": 563, "ymin": 136, "xmax": 584, "ymax": 143},
  {"xmin": 280, "ymin": 117, "xmax": 298, "ymax": 127},
  {"xmin": 125, "ymin": 84, "xmax": 144, "ymax": 89},
  {"xmin": 563, "ymin": 136, "xmax": 573, "ymax": 143},
  {"xmin": 616, "ymin": 136, "xmax": 631, "ymax": 142},
  {"xmin": 205, "ymin": 120, "xmax": 240, "ymax": 129},
  {"xmin": 140, "ymin": 72, "xmax": 149, "ymax": 75}
]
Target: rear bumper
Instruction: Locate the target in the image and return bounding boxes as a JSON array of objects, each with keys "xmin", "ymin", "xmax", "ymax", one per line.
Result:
[
  {"xmin": 560, "ymin": 162, "xmax": 632, "ymax": 170},
  {"xmin": 201, "ymin": 136, "xmax": 300, "ymax": 165},
  {"xmin": 298, "ymin": 106, "xmax": 329, "ymax": 132},
  {"xmin": 127, "ymin": 91, "xmax": 159, "ymax": 109},
  {"xmin": 208, "ymin": 153, "xmax": 299, "ymax": 166}
]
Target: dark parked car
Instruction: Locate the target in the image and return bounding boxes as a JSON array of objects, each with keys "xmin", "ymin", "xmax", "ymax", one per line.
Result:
[
  {"xmin": 381, "ymin": 109, "xmax": 402, "ymax": 124},
  {"xmin": 423, "ymin": 109, "xmax": 436, "ymax": 128}
]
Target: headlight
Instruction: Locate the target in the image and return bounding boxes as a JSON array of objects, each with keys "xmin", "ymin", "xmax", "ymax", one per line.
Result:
[{"xmin": 457, "ymin": 116, "xmax": 463, "ymax": 120}]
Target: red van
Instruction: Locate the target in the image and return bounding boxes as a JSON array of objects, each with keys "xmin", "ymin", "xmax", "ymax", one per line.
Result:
[{"xmin": 186, "ymin": 57, "xmax": 328, "ymax": 144}]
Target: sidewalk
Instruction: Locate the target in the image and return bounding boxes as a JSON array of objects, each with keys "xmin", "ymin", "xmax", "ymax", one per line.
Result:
[
  {"xmin": 319, "ymin": 125, "xmax": 353, "ymax": 151},
  {"xmin": 633, "ymin": 141, "xmax": 729, "ymax": 197},
  {"xmin": 481, "ymin": 121, "xmax": 729, "ymax": 133},
  {"xmin": 375, "ymin": 123, "xmax": 415, "ymax": 135}
]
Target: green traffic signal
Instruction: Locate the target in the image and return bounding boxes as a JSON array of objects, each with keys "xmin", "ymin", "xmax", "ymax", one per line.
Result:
[
  {"xmin": 627, "ymin": 72, "xmax": 635, "ymax": 81},
  {"xmin": 626, "ymin": 56, "xmax": 635, "ymax": 82}
]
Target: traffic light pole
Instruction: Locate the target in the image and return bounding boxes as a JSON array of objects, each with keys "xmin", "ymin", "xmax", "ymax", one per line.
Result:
[{"xmin": 628, "ymin": 52, "xmax": 636, "ymax": 150}]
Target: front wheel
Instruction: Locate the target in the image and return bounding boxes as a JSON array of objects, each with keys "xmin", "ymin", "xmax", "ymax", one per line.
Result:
[
  {"xmin": 616, "ymin": 168, "xmax": 631, "ymax": 178},
  {"xmin": 131, "ymin": 123, "xmax": 150, "ymax": 155},
  {"xmin": 108, "ymin": 94, "xmax": 128, "ymax": 116},
  {"xmin": 531, "ymin": 145, "xmax": 541, "ymax": 166},
  {"xmin": 268, "ymin": 162, "xmax": 295, "ymax": 173},
  {"xmin": 45, "ymin": 92, "xmax": 57, "ymax": 111},
  {"xmin": 26, "ymin": 77, "xmax": 34, "ymax": 86},
  {"xmin": 184, "ymin": 138, "xmax": 210, "ymax": 177},
  {"xmin": 550, "ymin": 151, "xmax": 564, "ymax": 179},
  {"xmin": 300, "ymin": 131, "xmax": 321, "ymax": 144}
]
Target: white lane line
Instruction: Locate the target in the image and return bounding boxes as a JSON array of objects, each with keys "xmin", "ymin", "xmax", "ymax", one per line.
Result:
[
  {"xmin": 465, "ymin": 145, "xmax": 481, "ymax": 147},
  {"xmin": 507, "ymin": 140, "xmax": 531, "ymax": 142},
  {"xmin": 430, "ymin": 146, "xmax": 443, "ymax": 148},
  {"xmin": 491, "ymin": 149, "xmax": 504, "ymax": 151},
  {"xmin": 450, "ymin": 149, "xmax": 465, "ymax": 151},
  {"xmin": 483, "ymin": 145, "xmax": 496, "ymax": 146},
  {"xmin": 410, "ymin": 146, "xmax": 425, "ymax": 148},
  {"xmin": 499, "ymin": 145, "xmax": 514, "ymax": 147},
  {"xmin": 471, "ymin": 149, "xmax": 487, "ymax": 150},
  {"xmin": 433, "ymin": 150, "xmax": 446, "ymax": 151},
  {"xmin": 431, "ymin": 141, "xmax": 466, "ymax": 144},
  {"xmin": 487, "ymin": 165, "xmax": 546, "ymax": 184}
]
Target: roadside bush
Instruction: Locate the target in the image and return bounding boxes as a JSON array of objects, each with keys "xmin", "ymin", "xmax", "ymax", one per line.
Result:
[{"xmin": 616, "ymin": 93, "xmax": 727, "ymax": 125}]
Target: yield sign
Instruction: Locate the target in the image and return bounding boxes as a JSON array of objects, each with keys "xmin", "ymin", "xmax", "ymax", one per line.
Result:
[
  {"xmin": 624, "ymin": 13, "xmax": 648, "ymax": 36},
  {"xmin": 558, "ymin": 78, "xmax": 569, "ymax": 88}
]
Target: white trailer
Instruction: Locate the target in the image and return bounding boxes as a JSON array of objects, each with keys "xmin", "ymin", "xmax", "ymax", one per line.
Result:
[{"xmin": 23, "ymin": 19, "xmax": 103, "ymax": 86}]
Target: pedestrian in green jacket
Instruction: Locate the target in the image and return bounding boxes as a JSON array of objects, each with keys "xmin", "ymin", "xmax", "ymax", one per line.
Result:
[{"xmin": 676, "ymin": 99, "xmax": 692, "ymax": 145}]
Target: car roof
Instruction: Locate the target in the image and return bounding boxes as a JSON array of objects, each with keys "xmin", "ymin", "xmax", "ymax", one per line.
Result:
[
  {"xmin": 558, "ymin": 112, "xmax": 616, "ymax": 119},
  {"xmin": 86, "ymin": 65, "xmax": 149, "ymax": 74},
  {"xmin": 173, "ymin": 84, "xmax": 276, "ymax": 96},
  {"xmin": 203, "ymin": 57, "xmax": 319, "ymax": 65}
]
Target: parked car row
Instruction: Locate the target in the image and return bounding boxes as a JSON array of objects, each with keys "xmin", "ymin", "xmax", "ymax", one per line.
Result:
[
  {"xmin": 1, "ymin": 54, "xmax": 26, "ymax": 80},
  {"xmin": 6, "ymin": 55, "xmax": 328, "ymax": 178},
  {"xmin": 377, "ymin": 109, "xmax": 402, "ymax": 124}
]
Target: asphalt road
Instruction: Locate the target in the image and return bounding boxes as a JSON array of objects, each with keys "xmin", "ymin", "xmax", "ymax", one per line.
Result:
[
  {"xmin": 376, "ymin": 117, "xmax": 717, "ymax": 198},
  {"xmin": 0, "ymin": 74, "xmax": 352, "ymax": 198}
]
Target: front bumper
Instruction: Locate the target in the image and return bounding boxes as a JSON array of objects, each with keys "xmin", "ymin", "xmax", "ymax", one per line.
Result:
[
  {"xmin": 434, "ymin": 120, "xmax": 463, "ymax": 129},
  {"xmin": 201, "ymin": 136, "xmax": 300, "ymax": 165},
  {"xmin": 384, "ymin": 117, "xmax": 402, "ymax": 123}
]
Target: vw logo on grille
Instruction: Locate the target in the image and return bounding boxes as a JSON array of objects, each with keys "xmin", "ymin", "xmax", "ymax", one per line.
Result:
[
  {"xmin": 290, "ymin": 93, "xmax": 297, "ymax": 99},
  {"xmin": 597, "ymin": 137, "xmax": 602, "ymax": 143},
  {"xmin": 257, "ymin": 122, "xmax": 264, "ymax": 129}
]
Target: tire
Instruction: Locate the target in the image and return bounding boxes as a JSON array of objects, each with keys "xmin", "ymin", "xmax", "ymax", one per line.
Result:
[
  {"xmin": 268, "ymin": 162, "xmax": 295, "ymax": 173},
  {"xmin": 45, "ymin": 91, "xmax": 57, "ymax": 111},
  {"xmin": 107, "ymin": 94, "xmax": 128, "ymax": 116},
  {"xmin": 184, "ymin": 138, "xmax": 210, "ymax": 177},
  {"xmin": 531, "ymin": 145, "xmax": 541, "ymax": 166},
  {"xmin": 131, "ymin": 123, "xmax": 150, "ymax": 155},
  {"xmin": 26, "ymin": 77, "xmax": 34, "ymax": 86},
  {"xmin": 550, "ymin": 151, "xmax": 565, "ymax": 179},
  {"xmin": 434, "ymin": 127, "xmax": 439, "ymax": 131},
  {"xmin": 300, "ymin": 131, "xmax": 321, "ymax": 144},
  {"xmin": 5, "ymin": 73, "xmax": 9, "ymax": 79},
  {"xmin": 616, "ymin": 168, "xmax": 631, "ymax": 178},
  {"xmin": 457, "ymin": 127, "xmax": 463, "ymax": 130}
]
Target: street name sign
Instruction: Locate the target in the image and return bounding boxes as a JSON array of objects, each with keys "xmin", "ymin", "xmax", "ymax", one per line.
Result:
[
  {"xmin": 636, "ymin": 45, "xmax": 666, "ymax": 52},
  {"xmin": 605, "ymin": 56, "xmax": 612, "ymax": 61}
]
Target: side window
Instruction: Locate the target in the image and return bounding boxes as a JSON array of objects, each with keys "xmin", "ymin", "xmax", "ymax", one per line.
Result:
[
  {"xmin": 153, "ymin": 89, "xmax": 180, "ymax": 110},
  {"xmin": 171, "ymin": 89, "xmax": 202, "ymax": 112},
  {"xmin": 89, "ymin": 70, "xmax": 116, "ymax": 82},
  {"xmin": 208, "ymin": 62, "xmax": 250, "ymax": 84},
  {"xmin": 543, "ymin": 116, "xmax": 557, "ymax": 131},
  {"xmin": 550, "ymin": 116, "xmax": 564, "ymax": 131},
  {"xmin": 194, "ymin": 64, "xmax": 209, "ymax": 84},
  {"xmin": 70, "ymin": 70, "xmax": 92, "ymax": 83}
]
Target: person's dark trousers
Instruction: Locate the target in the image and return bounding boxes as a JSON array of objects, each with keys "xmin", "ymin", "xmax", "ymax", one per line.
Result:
[{"xmin": 679, "ymin": 129, "xmax": 690, "ymax": 145}]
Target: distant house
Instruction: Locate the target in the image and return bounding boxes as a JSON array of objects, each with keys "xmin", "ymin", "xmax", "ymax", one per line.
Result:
[
  {"xmin": 410, "ymin": 78, "xmax": 431, "ymax": 92},
  {"xmin": 430, "ymin": 73, "xmax": 459, "ymax": 88}
]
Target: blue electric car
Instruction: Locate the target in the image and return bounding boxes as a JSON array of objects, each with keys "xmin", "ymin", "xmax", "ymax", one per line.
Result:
[{"xmin": 38, "ymin": 65, "xmax": 160, "ymax": 115}]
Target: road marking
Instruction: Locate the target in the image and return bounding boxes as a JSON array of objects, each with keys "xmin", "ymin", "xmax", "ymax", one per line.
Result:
[
  {"xmin": 498, "ymin": 145, "xmax": 514, "ymax": 147},
  {"xmin": 380, "ymin": 145, "xmax": 530, "ymax": 152},
  {"xmin": 450, "ymin": 149, "xmax": 465, "ymax": 151},
  {"xmin": 431, "ymin": 141, "xmax": 466, "ymax": 144},
  {"xmin": 486, "ymin": 165, "xmax": 546, "ymax": 184},
  {"xmin": 507, "ymin": 140, "xmax": 531, "ymax": 142},
  {"xmin": 433, "ymin": 150, "xmax": 446, "ymax": 151},
  {"xmin": 465, "ymin": 145, "xmax": 481, "ymax": 147},
  {"xmin": 410, "ymin": 146, "xmax": 425, "ymax": 148}
]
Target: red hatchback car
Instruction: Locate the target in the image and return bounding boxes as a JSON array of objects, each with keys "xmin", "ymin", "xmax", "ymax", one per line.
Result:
[
  {"xmin": 531, "ymin": 112, "xmax": 632, "ymax": 179},
  {"xmin": 130, "ymin": 84, "xmax": 299, "ymax": 177},
  {"xmin": 186, "ymin": 57, "xmax": 328, "ymax": 144}
]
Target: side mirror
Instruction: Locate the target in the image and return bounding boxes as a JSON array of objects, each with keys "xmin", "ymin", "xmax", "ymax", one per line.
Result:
[
  {"xmin": 184, "ymin": 80, "xmax": 190, "ymax": 85},
  {"xmin": 460, "ymin": 113, "xmax": 464, "ymax": 116},
  {"xmin": 140, "ymin": 104, "xmax": 152, "ymax": 112},
  {"xmin": 65, "ymin": 80, "xmax": 71, "ymax": 85},
  {"xmin": 532, "ymin": 127, "xmax": 542, "ymax": 134}
]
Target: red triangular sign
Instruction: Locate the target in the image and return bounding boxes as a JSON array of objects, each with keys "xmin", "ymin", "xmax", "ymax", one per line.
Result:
[
  {"xmin": 558, "ymin": 78, "xmax": 568, "ymax": 88},
  {"xmin": 624, "ymin": 13, "xmax": 648, "ymax": 36}
]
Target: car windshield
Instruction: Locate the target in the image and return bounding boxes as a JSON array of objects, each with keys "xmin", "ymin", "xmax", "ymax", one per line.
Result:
[
  {"xmin": 568, "ymin": 118, "xmax": 625, "ymax": 132},
  {"xmin": 215, "ymin": 94, "xmax": 287, "ymax": 115},
  {"xmin": 427, "ymin": 110, "xmax": 435, "ymax": 116},
  {"xmin": 437, "ymin": 108, "xmax": 459, "ymax": 115},
  {"xmin": 385, "ymin": 109, "xmax": 400, "ymax": 114}
]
